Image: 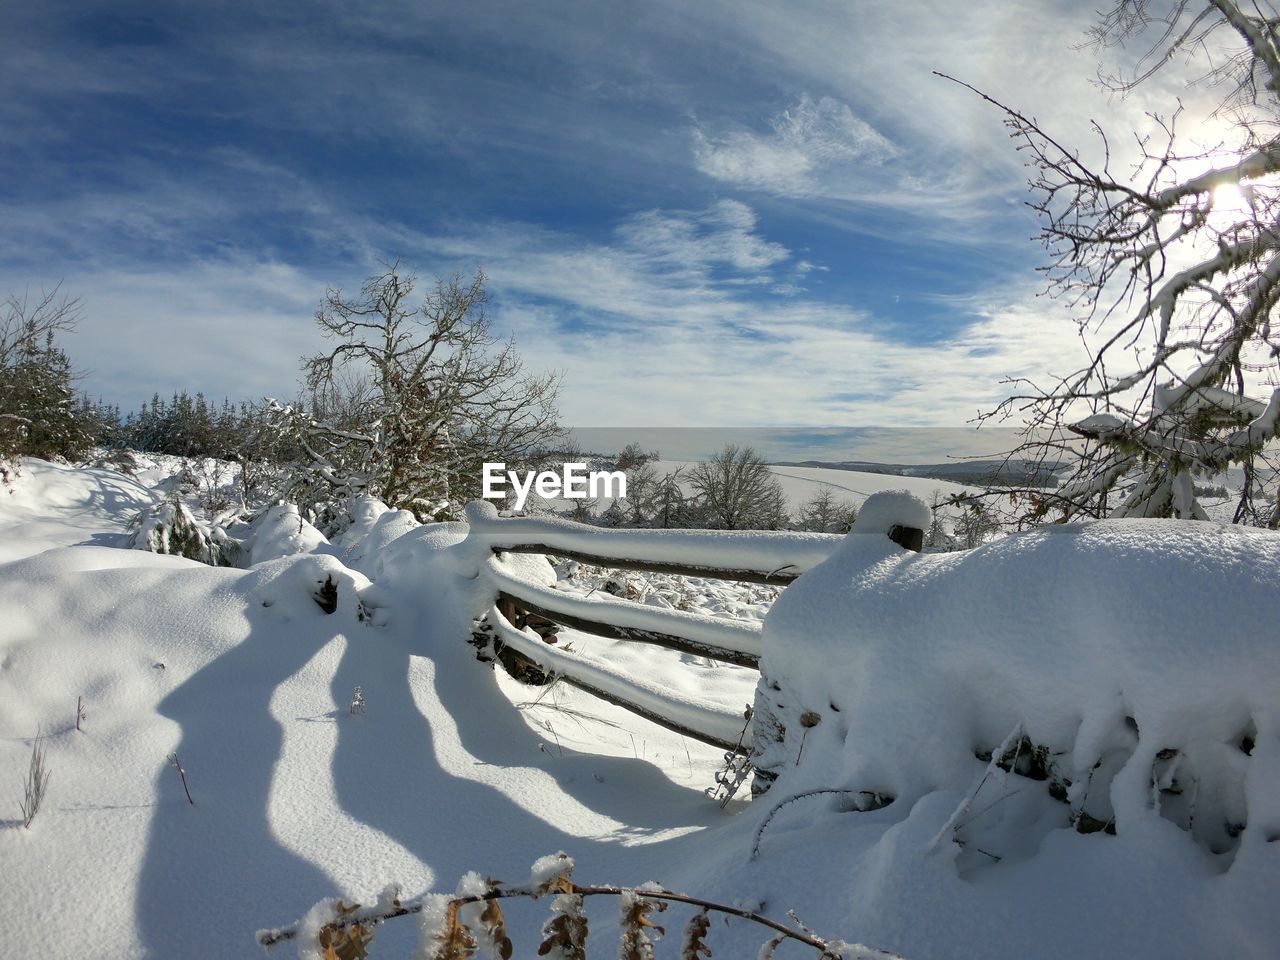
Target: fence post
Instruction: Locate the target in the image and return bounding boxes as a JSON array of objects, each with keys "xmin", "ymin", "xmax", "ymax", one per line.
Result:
[{"xmin": 888, "ymin": 524, "xmax": 924, "ymax": 552}]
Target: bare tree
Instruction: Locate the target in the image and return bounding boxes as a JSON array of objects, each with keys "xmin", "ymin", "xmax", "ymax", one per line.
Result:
[
  {"xmin": 272, "ymin": 265, "xmax": 562, "ymax": 521},
  {"xmin": 616, "ymin": 441, "xmax": 658, "ymax": 471},
  {"xmin": 946, "ymin": 0, "xmax": 1280, "ymax": 525},
  {"xmin": 924, "ymin": 492, "xmax": 956, "ymax": 551},
  {"xmin": 796, "ymin": 487, "xmax": 857, "ymax": 533},
  {"xmin": 688, "ymin": 445, "xmax": 789, "ymax": 530},
  {"xmin": 620, "ymin": 459, "xmax": 660, "ymax": 525},
  {"xmin": 651, "ymin": 468, "xmax": 688, "ymax": 528}
]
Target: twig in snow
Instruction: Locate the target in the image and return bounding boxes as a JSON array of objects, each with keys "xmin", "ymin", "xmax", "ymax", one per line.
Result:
[
  {"xmin": 258, "ymin": 874, "xmax": 908, "ymax": 959},
  {"xmin": 752, "ymin": 789, "xmax": 861, "ymax": 859},
  {"xmin": 168, "ymin": 753, "xmax": 194, "ymax": 805},
  {"xmin": 928, "ymin": 722, "xmax": 1023, "ymax": 852}
]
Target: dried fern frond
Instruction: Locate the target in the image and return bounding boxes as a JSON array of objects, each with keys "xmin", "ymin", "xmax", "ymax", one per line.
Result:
[
  {"xmin": 680, "ymin": 908, "xmax": 712, "ymax": 960},
  {"xmin": 537, "ymin": 892, "xmax": 588, "ymax": 960},
  {"xmin": 618, "ymin": 889, "xmax": 667, "ymax": 960}
]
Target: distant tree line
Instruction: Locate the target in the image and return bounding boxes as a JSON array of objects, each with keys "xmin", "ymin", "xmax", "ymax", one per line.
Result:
[
  {"xmin": 109, "ymin": 392, "xmax": 284, "ymax": 461},
  {"xmin": 569, "ymin": 443, "xmax": 858, "ymax": 534}
]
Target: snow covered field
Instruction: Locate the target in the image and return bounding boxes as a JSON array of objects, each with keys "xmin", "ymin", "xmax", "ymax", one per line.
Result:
[
  {"xmin": 1, "ymin": 458, "xmax": 1277, "ymax": 959},
  {"xmin": 534, "ymin": 459, "xmax": 975, "ymax": 515}
]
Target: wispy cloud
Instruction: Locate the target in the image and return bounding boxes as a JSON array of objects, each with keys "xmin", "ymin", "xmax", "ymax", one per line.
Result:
[
  {"xmin": 693, "ymin": 94, "xmax": 898, "ymax": 197},
  {"xmin": 615, "ymin": 200, "xmax": 790, "ymax": 276},
  {"xmin": 373, "ymin": 205, "xmax": 1089, "ymax": 429},
  {"xmin": 0, "ymin": 0, "xmax": 1245, "ymax": 436}
]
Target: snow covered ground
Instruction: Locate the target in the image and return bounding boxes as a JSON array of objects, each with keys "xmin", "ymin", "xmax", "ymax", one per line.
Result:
[{"xmin": 1, "ymin": 457, "xmax": 1277, "ymax": 959}]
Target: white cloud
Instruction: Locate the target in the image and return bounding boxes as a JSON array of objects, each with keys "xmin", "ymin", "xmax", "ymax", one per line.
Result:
[
  {"xmin": 0, "ymin": 186, "xmax": 1089, "ymax": 431},
  {"xmin": 615, "ymin": 200, "xmax": 790, "ymax": 276},
  {"xmin": 377, "ymin": 210, "xmax": 1090, "ymax": 429},
  {"xmin": 693, "ymin": 94, "xmax": 898, "ymax": 197}
]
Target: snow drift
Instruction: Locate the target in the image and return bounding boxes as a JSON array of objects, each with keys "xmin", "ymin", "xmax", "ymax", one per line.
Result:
[{"xmin": 754, "ymin": 490, "xmax": 1280, "ymax": 873}]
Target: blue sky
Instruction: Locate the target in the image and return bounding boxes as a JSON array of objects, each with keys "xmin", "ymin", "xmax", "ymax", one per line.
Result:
[{"xmin": 0, "ymin": 1, "xmax": 1209, "ymax": 431}]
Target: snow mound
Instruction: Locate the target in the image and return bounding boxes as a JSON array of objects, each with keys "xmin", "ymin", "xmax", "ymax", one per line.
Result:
[
  {"xmin": 241, "ymin": 504, "xmax": 329, "ymax": 565},
  {"xmin": 330, "ymin": 495, "xmax": 390, "ymax": 554},
  {"xmin": 0, "ymin": 458, "xmax": 158, "ymax": 562},
  {"xmin": 754, "ymin": 517, "xmax": 1280, "ymax": 869},
  {"xmin": 848, "ymin": 490, "xmax": 932, "ymax": 536},
  {"xmin": 345, "ymin": 508, "xmax": 421, "ymax": 578}
]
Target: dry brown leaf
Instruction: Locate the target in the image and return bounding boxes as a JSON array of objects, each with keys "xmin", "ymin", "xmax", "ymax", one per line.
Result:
[
  {"xmin": 537, "ymin": 894, "xmax": 588, "ymax": 960},
  {"xmin": 317, "ymin": 903, "xmax": 375, "ymax": 960},
  {"xmin": 430, "ymin": 902, "xmax": 477, "ymax": 960},
  {"xmin": 618, "ymin": 891, "xmax": 667, "ymax": 960},
  {"xmin": 478, "ymin": 898, "xmax": 513, "ymax": 960},
  {"xmin": 680, "ymin": 908, "xmax": 712, "ymax": 960}
]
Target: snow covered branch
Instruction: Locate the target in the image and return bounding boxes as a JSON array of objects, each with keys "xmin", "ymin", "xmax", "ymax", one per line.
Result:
[{"xmin": 947, "ymin": 0, "xmax": 1280, "ymax": 524}]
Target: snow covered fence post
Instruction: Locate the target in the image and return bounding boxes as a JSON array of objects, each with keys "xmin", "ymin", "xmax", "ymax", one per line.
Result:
[{"xmin": 750, "ymin": 491, "xmax": 928, "ymax": 797}]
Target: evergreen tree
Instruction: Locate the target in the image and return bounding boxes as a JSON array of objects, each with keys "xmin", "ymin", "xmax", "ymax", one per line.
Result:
[{"xmin": 1, "ymin": 290, "xmax": 94, "ymax": 471}]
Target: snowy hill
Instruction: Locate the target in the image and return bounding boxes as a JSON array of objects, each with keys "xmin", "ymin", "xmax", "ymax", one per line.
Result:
[{"xmin": 1, "ymin": 458, "xmax": 1277, "ymax": 959}]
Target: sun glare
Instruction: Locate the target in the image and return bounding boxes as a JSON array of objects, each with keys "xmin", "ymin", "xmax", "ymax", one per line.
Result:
[{"xmin": 1211, "ymin": 181, "xmax": 1253, "ymax": 223}]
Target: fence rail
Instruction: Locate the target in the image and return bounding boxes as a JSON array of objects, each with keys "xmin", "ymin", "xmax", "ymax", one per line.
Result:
[
  {"xmin": 463, "ymin": 501, "xmax": 844, "ymax": 580},
  {"xmin": 485, "ymin": 602, "xmax": 751, "ymax": 751},
  {"xmin": 485, "ymin": 555, "xmax": 763, "ymax": 667},
  {"xmin": 462, "ymin": 501, "xmax": 922, "ymax": 756}
]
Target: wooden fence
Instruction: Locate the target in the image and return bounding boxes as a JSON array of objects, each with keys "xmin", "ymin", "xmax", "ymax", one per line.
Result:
[{"xmin": 463, "ymin": 503, "xmax": 924, "ymax": 754}]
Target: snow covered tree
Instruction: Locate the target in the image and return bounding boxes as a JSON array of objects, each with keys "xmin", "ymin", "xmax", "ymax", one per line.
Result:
[
  {"xmin": 956, "ymin": 0, "xmax": 1280, "ymax": 524},
  {"xmin": 272, "ymin": 265, "xmax": 561, "ymax": 523},
  {"xmin": 953, "ymin": 498, "xmax": 1000, "ymax": 549},
  {"xmin": 619, "ymin": 459, "xmax": 660, "ymax": 525},
  {"xmin": 598, "ymin": 499, "xmax": 627, "ymax": 527},
  {"xmin": 687, "ymin": 444, "xmax": 789, "ymax": 530},
  {"xmin": 651, "ymin": 469, "xmax": 688, "ymax": 528},
  {"xmin": 0, "ymin": 288, "xmax": 93, "ymax": 476},
  {"xmin": 796, "ymin": 487, "xmax": 857, "ymax": 533},
  {"xmin": 616, "ymin": 441, "xmax": 658, "ymax": 471}
]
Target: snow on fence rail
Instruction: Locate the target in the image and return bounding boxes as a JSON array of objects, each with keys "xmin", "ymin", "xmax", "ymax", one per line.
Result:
[
  {"xmin": 484, "ymin": 601, "xmax": 752, "ymax": 750},
  {"xmin": 461, "ymin": 501, "xmax": 924, "ymax": 754},
  {"xmin": 484, "ymin": 556, "xmax": 766, "ymax": 667},
  {"xmin": 463, "ymin": 500, "xmax": 849, "ymax": 584}
]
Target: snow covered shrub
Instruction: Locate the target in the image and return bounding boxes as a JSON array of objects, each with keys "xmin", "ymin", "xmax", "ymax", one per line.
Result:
[
  {"xmin": 128, "ymin": 493, "xmax": 233, "ymax": 565},
  {"xmin": 752, "ymin": 490, "xmax": 1280, "ymax": 868},
  {"xmin": 239, "ymin": 503, "xmax": 327, "ymax": 566},
  {"xmin": 88, "ymin": 448, "xmax": 139, "ymax": 476}
]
